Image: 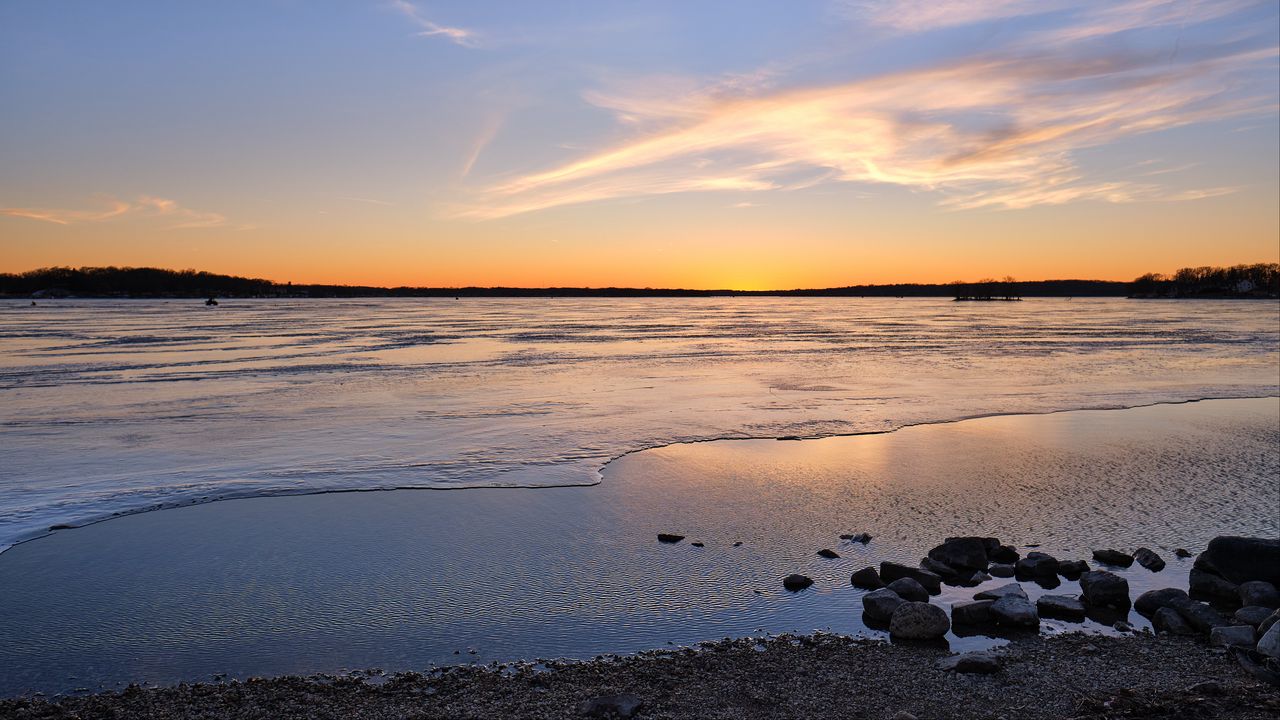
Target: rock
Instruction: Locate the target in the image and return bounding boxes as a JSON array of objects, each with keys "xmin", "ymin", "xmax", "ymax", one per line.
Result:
[
  {"xmin": 1235, "ymin": 606, "xmax": 1275, "ymax": 627},
  {"xmin": 817, "ymin": 549, "xmax": 840, "ymax": 559},
  {"xmin": 1188, "ymin": 680, "xmax": 1224, "ymax": 696},
  {"xmin": 886, "ymin": 577, "xmax": 930, "ymax": 602},
  {"xmin": 782, "ymin": 574, "xmax": 813, "ymax": 591},
  {"xmin": 1016, "ymin": 552, "xmax": 1059, "ymax": 577},
  {"xmin": 863, "ymin": 588, "xmax": 906, "ymax": 621},
  {"xmin": 920, "ymin": 556, "xmax": 961, "ymax": 580},
  {"xmin": 967, "ymin": 571, "xmax": 993, "ymax": 584},
  {"xmin": 1113, "ymin": 621, "xmax": 1134, "ymax": 633},
  {"xmin": 1092, "ymin": 549, "xmax": 1134, "ymax": 567},
  {"xmin": 936, "ymin": 651, "xmax": 1001, "ymax": 674},
  {"xmin": 1080, "ymin": 570, "xmax": 1131, "ymax": 609},
  {"xmin": 851, "ymin": 566, "xmax": 884, "ymax": 589},
  {"xmin": 990, "ymin": 545, "xmax": 1019, "ymax": 563},
  {"xmin": 880, "ymin": 562, "xmax": 942, "ymax": 594},
  {"xmin": 1210, "ymin": 625, "xmax": 1256, "ymax": 647},
  {"xmin": 1238, "ymin": 581, "xmax": 1280, "ymax": 609},
  {"xmin": 951, "ymin": 600, "xmax": 995, "ymax": 626},
  {"xmin": 1057, "ymin": 560, "xmax": 1089, "ymax": 579},
  {"xmin": 1037, "ymin": 594, "xmax": 1087, "ymax": 622},
  {"xmin": 1171, "ymin": 597, "xmax": 1229, "ymax": 634},
  {"xmin": 891, "ymin": 713, "xmax": 918, "ymax": 720},
  {"xmin": 657, "ymin": 534, "xmax": 684, "ymax": 543},
  {"xmin": 991, "ymin": 596, "xmax": 1040, "ymax": 629},
  {"xmin": 928, "ymin": 537, "xmax": 989, "ymax": 571},
  {"xmin": 1135, "ymin": 588, "xmax": 1190, "ymax": 617},
  {"xmin": 1195, "ymin": 536, "xmax": 1280, "ymax": 586},
  {"xmin": 889, "ymin": 601, "xmax": 951, "ymax": 640},
  {"xmin": 578, "ymin": 693, "xmax": 643, "ymax": 718},
  {"xmin": 1133, "ymin": 547, "xmax": 1165, "ymax": 572},
  {"xmin": 974, "ymin": 583, "xmax": 1027, "ymax": 601},
  {"xmin": 1175, "ymin": 548, "xmax": 1193, "ymax": 558},
  {"xmin": 842, "ymin": 532, "xmax": 872, "ymax": 544},
  {"xmin": 1152, "ymin": 607, "xmax": 1197, "ymax": 636},
  {"xmin": 1260, "ymin": 609, "xmax": 1280, "ymax": 637},
  {"xmin": 1189, "ymin": 568, "xmax": 1240, "ymax": 603},
  {"xmin": 988, "ymin": 563, "xmax": 1016, "ymax": 578},
  {"xmin": 1259, "ymin": 622, "xmax": 1280, "ymax": 660},
  {"xmin": 690, "ymin": 542, "xmax": 704, "ymax": 547}
]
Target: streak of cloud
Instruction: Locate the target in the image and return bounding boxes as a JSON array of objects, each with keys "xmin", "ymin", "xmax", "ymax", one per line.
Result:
[
  {"xmin": 1, "ymin": 195, "xmax": 228, "ymax": 229},
  {"xmin": 390, "ymin": 0, "xmax": 477, "ymax": 48}
]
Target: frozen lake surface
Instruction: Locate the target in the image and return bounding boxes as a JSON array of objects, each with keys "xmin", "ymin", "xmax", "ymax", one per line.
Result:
[{"xmin": 1, "ymin": 297, "xmax": 1277, "ymax": 552}]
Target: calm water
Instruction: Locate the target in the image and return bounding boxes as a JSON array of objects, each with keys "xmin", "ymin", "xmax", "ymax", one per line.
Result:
[
  {"xmin": 0, "ymin": 398, "xmax": 1276, "ymax": 696},
  {"xmin": 1, "ymin": 297, "xmax": 1277, "ymax": 552}
]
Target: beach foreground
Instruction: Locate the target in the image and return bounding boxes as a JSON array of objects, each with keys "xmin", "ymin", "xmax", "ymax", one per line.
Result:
[{"xmin": 3, "ymin": 633, "xmax": 1277, "ymax": 720}]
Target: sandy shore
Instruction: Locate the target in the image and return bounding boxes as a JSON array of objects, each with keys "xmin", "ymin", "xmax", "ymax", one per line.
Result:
[{"xmin": 3, "ymin": 633, "xmax": 1276, "ymax": 720}]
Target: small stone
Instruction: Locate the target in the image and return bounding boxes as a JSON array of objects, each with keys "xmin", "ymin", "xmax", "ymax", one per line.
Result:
[
  {"xmin": 889, "ymin": 601, "xmax": 951, "ymax": 640},
  {"xmin": 1080, "ymin": 570, "xmax": 1130, "ymax": 609},
  {"xmin": 1238, "ymin": 581, "xmax": 1280, "ymax": 609},
  {"xmin": 578, "ymin": 693, "xmax": 643, "ymax": 718},
  {"xmin": 1037, "ymin": 594, "xmax": 1086, "ymax": 622},
  {"xmin": 988, "ymin": 563, "xmax": 1016, "ymax": 578},
  {"xmin": 1209, "ymin": 625, "xmax": 1255, "ymax": 647},
  {"xmin": 974, "ymin": 583, "xmax": 1027, "ymax": 601},
  {"xmin": 843, "ymin": 532, "xmax": 872, "ymax": 544},
  {"xmin": 951, "ymin": 599, "xmax": 995, "ymax": 626},
  {"xmin": 1133, "ymin": 547, "xmax": 1166, "ymax": 572},
  {"xmin": 1092, "ymin": 549, "xmax": 1134, "ymax": 567},
  {"xmin": 891, "ymin": 713, "xmax": 918, "ymax": 720},
  {"xmin": 1235, "ymin": 606, "xmax": 1274, "ymax": 627},
  {"xmin": 886, "ymin": 577, "xmax": 929, "ymax": 602},
  {"xmin": 936, "ymin": 650, "xmax": 1001, "ymax": 674},
  {"xmin": 657, "ymin": 534, "xmax": 685, "ymax": 543},
  {"xmin": 1135, "ymin": 588, "xmax": 1190, "ymax": 617},
  {"xmin": 782, "ymin": 574, "xmax": 813, "ymax": 591},
  {"xmin": 991, "ymin": 596, "xmax": 1039, "ymax": 629},
  {"xmin": 851, "ymin": 566, "xmax": 884, "ymax": 590},
  {"xmin": 1175, "ymin": 548, "xmax": 1193, "ymax": 558},
  {"xmin": 863, "ymin": 588, "xmax": 906, "ymax": 622},
  {"xmin": 880, "ymin": 562, "xmax": 942, "ymax": 594},
  {"xmin": 690, "ymin": 542, "xmax": 704, "ymax": 547},
  {"xmin": 1113, "ymin": 621, "xmax": 1134, "ymax": 633},
  {"xmin": 817, "ymin": 548, "xmax": 840, "ymax": 559},
  {"xmin": 1016, "ymin": 552, "xmax": 1059, "ymax": 577},
  {"xmin": 1152, "ymin": 607, "xmax": 1196, "ymax": 636}
]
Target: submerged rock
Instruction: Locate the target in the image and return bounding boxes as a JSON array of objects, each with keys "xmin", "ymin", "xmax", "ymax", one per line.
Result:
[
  {"xmin": 951, "ymin": 600, "xmax": 994, "ymax": 626},
  {"xmin": 817, "ymin": 549, "xmax": 840, "ymax": 559},
  {"xmin": 578, "ymin": 693, "xmax": 643, "ymax": 718},
  {"xmin": 886, "ymin": 577, "xmax": 930, "ymax": 603},
  {"xmin": 1175, "ymin": 548, "xmax": 1193, "ymax": 558},
  {"xmin": 1195, "ymin": 536, "xmax": 1280, "ymax": 586},
  {"xmin": 889, "ymin": 602, "xmax": 951, "ymax": 640},
  {"xmin": 880, "ymin": 562, "xmax": 942, "ymax": 594},
  {"xmin": 1079, "ymin": 570, "xmax": 1130, "ymax": 609},
  {"xmin": 1133, "ymin": 547, "xmax": 1166, "ymax": 572},
  {"xmin": 863, "ymin": 588, "xmax": 906, "ymax": 622},
  {"xmin": 1152, "ymin": 607, "xmax": 1197, "ymax": 636},
  {"xmin": 1238, "ymin": 581, "xmax": 1280, "ymax": 609},
  {"xmin": 1091, "ymin": 549, "xmax": 1134, "ymax": 567},
  {"xmin": 1037, "ymin": 595, "xmax": 1086, "ymax": 622},
  {"xmin": 928, "ymin": 537, "xmax": 989, "ymax": 571},
  {"xmin": 1210, "ymin": 625, "xmax": 1256, "ymax": 648},
  {"xmin": 851, "ymin": 566, "xmax": 884, "ymax": 590},
  {"xmin": 783, "ymin": 574, "xmax": 814, "ymax": 592},
  {"xmin": 936, "ymin": 651, "xmax": 1001, "ymax": 674},
  {"xmin": 974, "ymin": 583, "xmax": 1027, "ymax": 602},
  {"xmin": 991, "ymin": 596, "xmax": 1040, "ymax": 629},
  {"xmin": 1135, "ymin": 588, "xmax": 1190, "ymax": 617},
  {"xmin": 657, "ymin": 534, "xmax": 685, "ymax": 544}
]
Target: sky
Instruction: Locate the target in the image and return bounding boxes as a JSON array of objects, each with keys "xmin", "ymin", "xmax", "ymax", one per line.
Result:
[{"xmin": 1, "ymin": 1, "xmax": 1277, "ymax": 289}]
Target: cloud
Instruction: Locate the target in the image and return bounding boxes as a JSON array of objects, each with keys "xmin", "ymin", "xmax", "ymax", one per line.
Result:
[
  {"xmin": 452, "ymin": 2, "xmax": 1274, "ymax": 219},
  {"xmin": 1, "ymin": 194, "xmax": 228, "ymax": 229},
  {"xmin": 838, "ymin": 0, "xmax": 1064, "ymax": 33},
  {"xmin": 390, "ymin": 0, "xmax": 477, "ymax": 48}
]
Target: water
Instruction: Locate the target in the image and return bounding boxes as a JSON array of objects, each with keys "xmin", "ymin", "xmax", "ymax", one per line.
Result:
[
  {"xmin": 0, "ymin": 398, "xmax": 1275, "ymax": 696},
  {"xmin": 1, "ymin": 297, "xmax": 1277, "ymax": 553}
]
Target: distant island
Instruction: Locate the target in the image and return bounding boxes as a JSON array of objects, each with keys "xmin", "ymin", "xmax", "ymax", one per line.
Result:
[{"xmin": 1, "ymin": 264, "xmax": 1275, "ymax": 299}]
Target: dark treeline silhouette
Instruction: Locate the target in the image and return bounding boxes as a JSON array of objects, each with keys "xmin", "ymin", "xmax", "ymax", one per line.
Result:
[
  {"xmin": 1130, "ymin": 263, "xmax": 1279, "ymax": 298},
  {"xmin": 950, "ymin": 276, "xmax": 1022, "ymax": 301},
  {"xmin": 0, "ymin": 265, "xmax": 1138, "ymax": 299}
]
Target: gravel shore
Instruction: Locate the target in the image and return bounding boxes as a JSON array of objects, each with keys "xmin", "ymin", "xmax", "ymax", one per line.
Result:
[{"xmin": 2, "ymin": 632, "xmax": 1276, "ymax": 719}]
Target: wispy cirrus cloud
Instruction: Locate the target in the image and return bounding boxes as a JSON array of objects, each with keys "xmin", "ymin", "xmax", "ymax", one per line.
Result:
[
  {"xmin": 451, "ymin": 1, "xmax": 1275, "ymax": 219},
  {"xmin": 390, "ymin": 0, "xmax": 477, "ymax": 48},
  {"xmin": 1, "ymin": 194, "xmax": 229, "ymax": 229}
]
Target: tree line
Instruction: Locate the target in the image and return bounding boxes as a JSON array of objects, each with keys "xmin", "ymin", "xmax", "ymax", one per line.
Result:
[{"xmin": 1130, "ymin": 263, "xmax": 1279, "ymax": 298}]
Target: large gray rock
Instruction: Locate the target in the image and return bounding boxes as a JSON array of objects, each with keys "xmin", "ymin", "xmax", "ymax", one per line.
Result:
[
  {"xmin": 880, "ymin": 562, "xmax": 942, "ymax": 594},
  {"xmin": 1037, "ymin": 594, "xmax": 1086, "ymax": 622},
  {"xmin": 1080, "ymin": 570, "xmax": 1130, "ymax": 609},
  {"xmin": 974, "ymin": 583, "xmax": 1027, "ymax": 601},
  {"xmin": 863, "ymin": 588, "xmax": 906, "ymax": 622},
  {"xmin": 1259, "ymin": 621, "xmax": 1280, "ymax": 660},
  {"xmin": 991, "ymin": 596, "xmax": 1040, "ymax": 629},
  {"xmin": 951, "ymin": 600, "xmax": 994, "ymax": 626},
  {"xmin": 851, "ymin": 566, "xmax": 884, "ymax": 589},
  {"xmin": 1189, "ymin": 568, "xmax": 1239, "ymax": 603},
  {"xmin": 1171, "ymin": 597, "xmax": 1229, "ymax": 634},
  {"xmin": 928, "ymin": 537, "xmax": 989, "ymax": 571},
  {"xmin": 886, "ymin": 577, "xmax": 929, "ymax": 602},
  {"xmin": 936, "ymin": 651, "xmax": 1001, "ymax": 674},
  {"xmin": 1209, "ymin": 625, "xmax": 1255, "ymax": 648},
  {"xmin": 1195, "ymin": 536, "xmax": 1280, "ymax": 586},
  {"xmin": 1152, "ymin": 607, "xmax": 1197, "ymax": 636},
  {"xmin": 1236, "ymin": 606, "xmax": 1275, "ymax": 627},
  {"xmin": 1239, "ymin": 581, "xmax": 1280, "ymax": 609},
  {"xmin": 1260, "ymin": 609, "xmax": 1280, "ymax": 637},
  {"xmin": 1092, "ymin": 549, "xmax": 1134, "ymax": 567},
  {"xmin": 1016, "ymin": 552, "xmax": 1059, "ymax": 577},
  {"xmin": 1135, "ymin": 588, "xmax": 1190, "ymax": 617},
  {"xmin": 1133, "ymin": 547, "xmax": 1166, "ymax": 572},
  {"xmin": 889, "ymin": 601, "xmax": 951, "ymax": 640}
]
